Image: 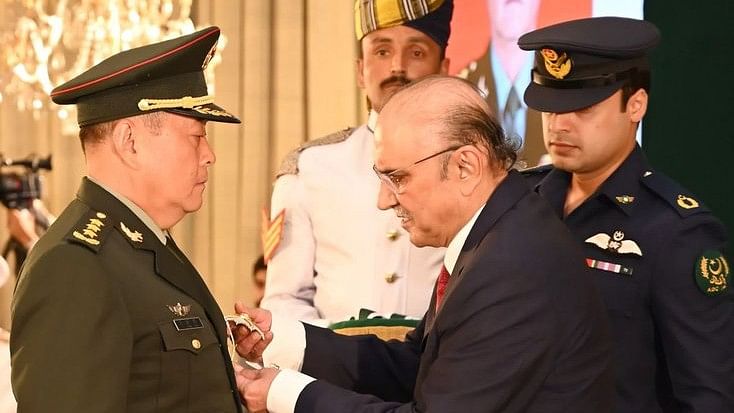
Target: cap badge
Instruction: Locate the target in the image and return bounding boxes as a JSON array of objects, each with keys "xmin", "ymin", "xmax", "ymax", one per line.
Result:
[
  {"xmin": 72, "ymin": 212, "xmax": 107, "ymax": 246},
  {"xmin": 202, "ymin": 41, "xmax": 218, "ymax": 69},
  {"xmin": 676, "ymin": 195, "xmax": 699, "ymax": 210},
  {"xmin": 541, "ymin": 48, "xmax": 572, "ymax": 79},
  {"xmin": 695, "ymin": 251, "xmax": 729, "ymax": 296},
  {"xmin": 120, "ymin": 221, "xmax": 143, "ymax": 243},
  {"xmin": 585, "ymin": 230, "xmax": 642, "ymax": 256},
  {"xmin": 168, "ymin": 302, "xmax": 191, "ymax": 317}
]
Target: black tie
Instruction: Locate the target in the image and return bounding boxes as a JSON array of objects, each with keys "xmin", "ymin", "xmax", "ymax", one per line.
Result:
[{"xmin": 503, "ymin": 86, "xmax": 521, "ymax": 140}]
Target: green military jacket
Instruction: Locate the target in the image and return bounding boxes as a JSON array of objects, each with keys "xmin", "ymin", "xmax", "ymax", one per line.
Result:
[{"xmin": 10, "ymin": 178, "xmax": 242, "ymax": 413}]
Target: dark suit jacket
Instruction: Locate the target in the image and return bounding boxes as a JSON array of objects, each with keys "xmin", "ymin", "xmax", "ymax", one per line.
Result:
[
  {"xmin": 463, "ymin": 45, "xmax": 546, "ymax": 167},
  {"xmin": 295, "ymin": 171, "xmax": 614, "ymax": 412},
  {"xmin": 11, "ymin": 178, "xmax": 241, "ymax": 413}
]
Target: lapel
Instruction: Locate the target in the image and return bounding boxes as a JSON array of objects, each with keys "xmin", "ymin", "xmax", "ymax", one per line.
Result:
[
  {"xmin": 423, "ymin": 282, "xmax": 440, "ymax": 337},
  {"xmin": 424, "ymin": 171, "xmax": 530, "ymax": 338},
  {"xmin": 76, "ymin": 178, "xmax": 230, "ymax": 345}
]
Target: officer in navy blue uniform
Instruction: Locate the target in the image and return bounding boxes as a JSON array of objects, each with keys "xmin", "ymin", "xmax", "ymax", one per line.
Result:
[{"xmin": 519, "ymin": 17, "xmax": 733, "ymax": 412}]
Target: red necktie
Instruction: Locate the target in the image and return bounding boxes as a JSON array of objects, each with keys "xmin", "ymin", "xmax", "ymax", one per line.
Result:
[{"xmin": 435, "ymin": 265, "xmax": 450, "ymax": 312}]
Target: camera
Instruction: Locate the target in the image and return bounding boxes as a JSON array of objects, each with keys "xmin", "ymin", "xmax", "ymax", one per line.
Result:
[
  {"xmin": 0, "ymin": 154, "xmax": 52, "ymax": 209},
  {"xmin": 0, "ymin": 154, "xmax": 52, "ymax": 270}
]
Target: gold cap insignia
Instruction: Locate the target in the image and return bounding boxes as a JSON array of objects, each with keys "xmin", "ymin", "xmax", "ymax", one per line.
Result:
[
  {"xmin": 585, "ymin": 230, "xmax": 643, "ymax": 256},
  {"xmin": 202, "ymin": 41, "xmax": 218, "ymax": 69},
  {"xmin": 677, "ymin": 195, "xmax": 699, "ymax": 210},
  {"xmin": 73, "ymin": 212, "xmax": 107, "ymax": 246},
  {"xmin": 541, "ymin": 48, "xmax": 572, "ymax": 79},
  {"xmin": 120, "ymin": 221, "xmax": 143, "ymax": 243},
  {"xmin": 695, "ymin": 251, "xmax": 730, "ymax": 296},
  {"xmin": 616, "ymin": 195, "xmax": 635, "ymax": 204},
  {"xmin": 168, "ymin": 302, "xmax": 191, "ymax": 317}
]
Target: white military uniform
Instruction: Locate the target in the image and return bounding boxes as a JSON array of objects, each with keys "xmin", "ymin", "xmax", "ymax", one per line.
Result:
[{"xmin": 262, "ymin": 118, "xmax": 445, "ymax": 326}]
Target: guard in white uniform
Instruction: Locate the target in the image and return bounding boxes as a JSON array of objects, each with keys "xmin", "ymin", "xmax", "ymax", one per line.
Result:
[{"xmin": 262, "ymin": 0, "xmax": 454, "ymax": 326}]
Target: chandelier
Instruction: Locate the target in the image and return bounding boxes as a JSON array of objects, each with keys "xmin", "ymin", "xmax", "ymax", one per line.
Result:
[{"xmin": 0, "ymin": 0, "xmax": 224, "ymax": 121}]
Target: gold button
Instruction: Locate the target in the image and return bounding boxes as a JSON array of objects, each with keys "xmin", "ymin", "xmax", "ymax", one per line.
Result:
[
  {"xmin": 385, "ymin": 272, "xmax": 398, "ymax": 283},
  {"xmin": 386, "ymin": 230, "xmax": 399, "ymax": 241},
  {"xmin": 191, "ymin": 339, "xmax": 201, "ymax": 350}
]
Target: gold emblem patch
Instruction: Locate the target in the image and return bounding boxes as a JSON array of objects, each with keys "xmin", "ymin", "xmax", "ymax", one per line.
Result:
[
  {"xmin": 542, "ymin": 48, "xmax": 572, "ymax": 79},
  {"xmin": 616, "ymin": 195, "xmax": 635, "ymax": 204},
  {"xmin": 677, "ymin": 195, "xmax": 699, "ymax": 210},
  {"xmin": 695, "ymin": 251, "xmax": 730, "ymax": 296}
]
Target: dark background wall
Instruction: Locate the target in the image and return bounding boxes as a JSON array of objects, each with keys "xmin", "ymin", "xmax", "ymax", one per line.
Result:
[{"xmin": 644, "ymin": 2, "xmax": 733, "ymax": 238}]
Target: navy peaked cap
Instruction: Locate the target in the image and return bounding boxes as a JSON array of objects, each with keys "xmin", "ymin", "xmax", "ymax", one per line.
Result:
[{"xmin": 518, "ymin": 17, "xmax": 660, "ymax": 113}]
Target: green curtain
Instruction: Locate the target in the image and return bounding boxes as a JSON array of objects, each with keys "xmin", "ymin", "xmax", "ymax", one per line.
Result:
[{"xmin": 644, "ymin": 2, "xmax": 734, "ymax": 238}]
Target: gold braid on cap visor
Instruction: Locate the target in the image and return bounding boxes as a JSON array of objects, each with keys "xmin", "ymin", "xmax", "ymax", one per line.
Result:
[{"xmin": 138, "ymin": 95, "xmax": 214, "ymax": 111}]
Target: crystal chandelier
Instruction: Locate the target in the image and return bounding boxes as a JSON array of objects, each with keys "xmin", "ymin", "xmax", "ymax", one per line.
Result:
[{"xmin": 0, "ymin": 0, "xmax": 224, "ymax": 121}]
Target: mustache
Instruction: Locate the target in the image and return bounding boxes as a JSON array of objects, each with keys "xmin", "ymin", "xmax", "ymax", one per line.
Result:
[
  {"xmin": 394, "ymin": 207, "xmax": 411, "ymax": 219},
  {"xmin": 380, "ymin": 75, "xmax": 411, "ymax": 89}
]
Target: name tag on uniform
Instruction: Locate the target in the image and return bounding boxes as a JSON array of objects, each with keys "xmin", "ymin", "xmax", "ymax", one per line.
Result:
[{"xmin": 173, "ymin": 317, "xmax": 204, "ymax": 331}]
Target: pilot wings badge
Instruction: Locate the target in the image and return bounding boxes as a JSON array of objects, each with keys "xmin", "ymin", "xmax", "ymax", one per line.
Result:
[{"xmin": 585, "ymin": 230, "xmax": 642, "ymax": 256}]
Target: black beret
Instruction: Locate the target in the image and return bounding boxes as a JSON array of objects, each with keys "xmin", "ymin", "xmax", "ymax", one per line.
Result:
[
  {"xmin": 355, "ymin": 0, "xmax": 453, "ymax": 49},
  {"xmin": 518, "ymin": 17, "xmax": 660, "ymax": 113},
  {"xmin": 51, "ymin": 26, "xmax": 240, "ymax": 127}
]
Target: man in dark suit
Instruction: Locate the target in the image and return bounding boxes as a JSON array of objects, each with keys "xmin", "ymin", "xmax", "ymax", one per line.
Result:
[
  {"xmin": 10, "ymin": 27, "xmax": 246, "ymax": 412},
  {"xmin": 519, "ymin": 17, "xmax": 733, "ymax": 412},
  {"xmin": 232, "ymin": 75, "xmax": 613, "ymax": 412}
]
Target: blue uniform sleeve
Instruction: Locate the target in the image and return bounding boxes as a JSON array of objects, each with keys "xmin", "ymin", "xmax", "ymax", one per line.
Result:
[{"xmin": 650, "ymin": 213, "xmax": 734, "ymax": 411}]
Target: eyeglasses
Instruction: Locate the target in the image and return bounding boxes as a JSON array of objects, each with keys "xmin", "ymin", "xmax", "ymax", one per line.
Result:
[{"xmin": 373, "ymin": 145, "xmax": 464, "ymax": 194}]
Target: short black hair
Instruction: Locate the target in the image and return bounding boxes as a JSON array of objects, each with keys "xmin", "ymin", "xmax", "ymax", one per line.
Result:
[
  {"xmin": 252, "ymin": 254, "xmax": 266, "ymax": 276},
  {"xmin": 620, "ymin": 69, "xmax": 651, "ymax": 111}
]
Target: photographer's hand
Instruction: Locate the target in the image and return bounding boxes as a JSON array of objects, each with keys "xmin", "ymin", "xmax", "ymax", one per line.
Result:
[{"xmin": 7, "ymin": 209, "xmax": 39, "ymax": 250}]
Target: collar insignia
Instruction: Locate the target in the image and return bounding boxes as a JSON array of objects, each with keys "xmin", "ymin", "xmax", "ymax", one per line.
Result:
[
  {"xmin": 616, "ymin": 195, "xmax": 635, "ymax": 204},
  {"xmin": 541, "ymin": 48, "xmax": 572, "ymax": 79},
  {"xmin": 168, "ymin": 302, "xmax": 191, "ymax": 317},
  {"xmin": 120, "ymin": 221, "xmax": 143, "ymax": 243},
  {"xmin": 676, "ymin": 195, "xmax": 699, "ymax": 210},
  {"xmin": 695, "ymin": 251, "xmax": 730, "ymax": 296},
  {"xmin": 585, "ymin": 230, "xmax": 643, "ymax": 256}
]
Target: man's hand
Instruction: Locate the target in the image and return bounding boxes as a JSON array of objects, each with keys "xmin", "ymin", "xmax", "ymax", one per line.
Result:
[
  {"xmin": 231, "ymin": 301, "xmax": 274, "ymax": 362},
  {"xmin": 7, "ymin": 208, "xmax": 39, "ymax": 250},
  {"xmin": 234, "ymin": 364, "xmax": 279, "ymax": 413}
]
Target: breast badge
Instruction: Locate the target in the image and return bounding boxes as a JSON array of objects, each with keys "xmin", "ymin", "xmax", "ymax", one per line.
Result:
[
  {"xmin": 695, "ymin": 251, "xmax": 730, "ymax": 296},
  {"xmin": 168, "ymin": 302, "xmax": 191, "ymax": 317},
  {"xmin": 585, "ymin": 230, "xmax": 642, "ymax": 256}
]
